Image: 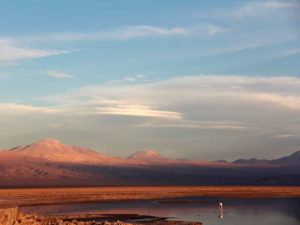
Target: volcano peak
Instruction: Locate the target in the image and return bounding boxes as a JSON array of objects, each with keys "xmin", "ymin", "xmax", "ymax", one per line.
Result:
[{"xmin": 127, "ymin": 149, "xmax": 168, "ymax": 161}]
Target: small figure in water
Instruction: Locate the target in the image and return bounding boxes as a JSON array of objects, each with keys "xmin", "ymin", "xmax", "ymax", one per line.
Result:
[{"xmin": 218, "ymin": 202, "xmax": 224, "ymax": 219}]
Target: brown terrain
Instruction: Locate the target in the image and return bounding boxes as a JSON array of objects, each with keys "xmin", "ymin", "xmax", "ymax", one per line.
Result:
[
  {"xmin": 1, "ymin": 206, "xmax": 202, "ymax": 225},
  {"xmin": 0, "ymin": 138, "xmax": 299, "ymax": 187},
  {"xmin": 1, "ymin": 186, "xmax": 299, "ymax": 225},
  {"xmin": 0, "ymin": 139, "xmax": 299, "ymax": 224},
  {"xmin": 0, "ymin": 186, "xmax": 299, "ymax": 207}
]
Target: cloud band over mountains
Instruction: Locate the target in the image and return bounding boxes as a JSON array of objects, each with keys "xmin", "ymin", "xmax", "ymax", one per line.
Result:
[
  {"xmin": 1, "ymin": 75, "xmax": 300, "ymax": 160},
  {"xmin": 0, "ymin": 0, "xmax": 299, "ymax": 161}
]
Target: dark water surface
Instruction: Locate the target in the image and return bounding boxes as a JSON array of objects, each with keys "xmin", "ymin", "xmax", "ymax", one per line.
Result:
[{"xmin": 20, "ymin": 197, "xmax": 300, "ymax": 225}]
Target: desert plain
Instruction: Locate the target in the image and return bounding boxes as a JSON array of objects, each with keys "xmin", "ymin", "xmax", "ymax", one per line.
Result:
[{"xmin": 1, "ymin": 186, "xmax": 299, "ymax": 207}]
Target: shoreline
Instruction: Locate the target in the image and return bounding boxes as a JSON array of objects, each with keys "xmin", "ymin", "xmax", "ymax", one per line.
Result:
[
  {"xmin": 0, "ymin": 186, "xmax": 299, "ymax": 207},
  {"xmin": 0, "ymin": 206, "xmax": 204, "ymax": 225},
  {"xmin": 1, "ymin": 209, "xmax": 203, "ymax": 225}
]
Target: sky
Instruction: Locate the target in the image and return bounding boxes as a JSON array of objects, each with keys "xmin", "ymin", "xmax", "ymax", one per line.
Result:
[{"xmin": 0, "ymin": 0, "xmax": 300, "ymax": 160}]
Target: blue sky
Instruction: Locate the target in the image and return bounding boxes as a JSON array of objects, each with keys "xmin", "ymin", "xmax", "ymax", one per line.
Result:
[{"xmin": 0, "ymin": 0, "xmax": 300, "ymax": 160}]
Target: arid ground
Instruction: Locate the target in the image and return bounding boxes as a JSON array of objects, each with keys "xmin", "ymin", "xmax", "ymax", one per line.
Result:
[{"xmin": 0, "ymin": 186, "xmax": 299, "ymax": 207}]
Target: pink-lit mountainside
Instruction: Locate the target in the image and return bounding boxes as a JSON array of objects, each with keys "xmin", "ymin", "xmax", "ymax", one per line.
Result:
[{"xmin": 0, "ymin": 138, "xmax": 299, "ymax": 187}]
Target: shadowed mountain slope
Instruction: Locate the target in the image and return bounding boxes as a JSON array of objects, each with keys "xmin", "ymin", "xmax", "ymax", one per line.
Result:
[
  {"xmin": 272, "ymin": 151, "xmax": 300, "ymax": 166},
  {"xmin": 0, "ymin": 139, "xmax": 299, "ymax": 187}
]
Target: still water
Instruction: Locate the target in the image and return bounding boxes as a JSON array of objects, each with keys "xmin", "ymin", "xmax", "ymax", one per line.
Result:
[{"xmin": 20, "ymin": 197, "xmax": 300, "ymax": 225}]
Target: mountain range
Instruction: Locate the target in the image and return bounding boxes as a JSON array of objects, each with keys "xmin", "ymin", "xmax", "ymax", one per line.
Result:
[{"xmin": 0, "ymin": 138, "xmax": 299, "ymax": 187}]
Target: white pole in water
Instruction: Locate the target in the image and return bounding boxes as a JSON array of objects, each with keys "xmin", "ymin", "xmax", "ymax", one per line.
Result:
[{"xmin": 219, "ymin": 202, "xmax": 224, "ymax": 219}]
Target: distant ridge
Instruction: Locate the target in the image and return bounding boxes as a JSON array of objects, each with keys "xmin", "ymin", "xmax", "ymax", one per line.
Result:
[
  {"xmin": 232, "ymin": 158, "xmax": 269, "ymax": 165},
  {"xmin": 127, "ymin": 150, "xmax": 168, "ymax": 162},
  {"xmin": 0, "ymin": 138, "xmax": 299, "ymax": 187},
  {"xmin": 272, "ymin": 150, "xmax": 300, "ymax": 166},
  {"xmin": 232, "ymin": 151, "xmax": 300, "ymax": 167},
  {"xmin": 2, "ymin": 138, "xmax": 300, "ymax": 166}
]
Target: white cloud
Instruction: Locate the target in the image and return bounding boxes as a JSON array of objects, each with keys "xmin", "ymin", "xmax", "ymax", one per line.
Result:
[
  {"xmin": 46, "ymin": 70, "xmax": 74, "ymax": 79},
  {"xmin": 272, "ymin": 134, "xmax": 297, "ymax": 138},
  {"xmin": 205, "ymin": 25, "xmax": 227, "ymax": 36},
  {"xmin": 3, "ymin": 75, "xmax": 300, "ymax": 124},
  {"xmin": 0, "ymin": 39, "xmax": 68, "ymax": 64},
  {"xmin": 0, "ymin": 103, "xmax": 62, "ymax": 115},
  {"xmin": 279, "ymin": 48, "xmax": 300, "ymax": 58},
  {"xmin": 140, "ymin": 120, "xmax": 249, "ymax": 130},
  {"xmin": 124, "ymin": 74, "xmax": 145, "ymax": 82},
  {"xmin": 20, "ymin": 24, "xmax": 226, "ymax": 43},
  {"xmin": 93, "ymin": 104, "xmax": 181, "ymax": 120},
  {"xmin": 233, "ymin": 0, "xmax": 300, "ymax": 18},
  {"xmin": 2, "ymin": 75, "xmax": 300, "ymax": 159},
  {"xmin": 34, "ymin": 75, "xmax": 300, "ymax": 129},
  {"xmin": 244, "ymin": 93, "xmax": 300, "ymax": 109},
  {"xmin": 25, "ymin": 26, "xmax": 188, "ymax": 42}
]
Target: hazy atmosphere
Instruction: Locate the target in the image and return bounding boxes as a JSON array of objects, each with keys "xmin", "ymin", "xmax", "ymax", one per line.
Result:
[
  {"xmin": 1, "ymin": 2, "xmax": 300, "ymax": 225},
  {"xmin": 1, "ymin": 0, "xmax": 300, "ymax": 160}
]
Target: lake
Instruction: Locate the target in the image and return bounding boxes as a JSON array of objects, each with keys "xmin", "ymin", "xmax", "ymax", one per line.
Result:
[{"xmin": 20, "ymin": 197, "xmax": 300, "ymax": 225}]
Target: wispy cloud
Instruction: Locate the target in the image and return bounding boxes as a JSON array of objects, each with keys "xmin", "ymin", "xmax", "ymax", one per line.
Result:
[
  {"xmin": 124, "ymin": 74, "xmax": 145, "ymax": 82},
  {"xmin": 20, "ymin": 24, "xmax": 225, "ymax": 43},
  {"xmin": 233, "ymin": 0, "xmax": 300, "ymax": 18},
  {"xmin": 140, "ymin": 120, "xmax": 249, "ymax": 130},
  {"xmin": 0, "ymin": 103, "xmax": 62, "ymax": 115},
  {"xmin": 0, "ymin": 39, "xmax": 68, "ymax": 65},
  {"xmin": 23, "ymin": 26, "xmax": 188, "ymax": 42},
  {"xmin": 46, "ymin": 70, "xmax": 74, "ymax": 79},
  {"xmin": 2, "ymin": 75, "xmax": 300, "ymax": 159},
  {"xmin": 245, "ymin": 93, "xmax": 300, "ymax": 109},
  {"xmin": 106, "ymin": 74, "xmax": 146, "ymax": 85},
  {"xmin": 272, "ymin": 133, "xmax": 297, "ymax": 138},
  {"xmin": 93, "ymin": 104, "xmax": 181, "ymax": 120},
  {"xmin": 36, "ymin": 75, "xmax": 300, "ymax": 125},
  {"xmin": 0, "ymin": 101, "xmax": 181, "ymax": 120},
  {"xmin": 193, "ymin": 0, "xmax": 299, "ymax": 56},
  {"xmin": 278, "ymin": 48, "xmax": 300, "ymax": 58}
]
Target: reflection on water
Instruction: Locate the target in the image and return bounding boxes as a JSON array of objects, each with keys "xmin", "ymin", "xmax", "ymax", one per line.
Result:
[{"xmin": 20, "ymin": 198, "xmax": 300, "ymax": 225}]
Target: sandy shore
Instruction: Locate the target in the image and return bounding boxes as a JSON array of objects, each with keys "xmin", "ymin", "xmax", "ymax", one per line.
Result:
[
  {"xmin": 1, "ymin": 186, "xmax": 299, "ymax": 224},
  {"xmin": 2, "ymin": 209, "xmax": 202, "ymax": 225},
  {"xmin": 0, "ymin": 186, "xmax": 299, "ymax": 207}
]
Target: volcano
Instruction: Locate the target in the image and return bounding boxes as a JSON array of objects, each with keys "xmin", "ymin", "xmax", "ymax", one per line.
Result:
[{"xmin": 0, "ymin": 138, "xmax": 299, "ymax": 187}]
